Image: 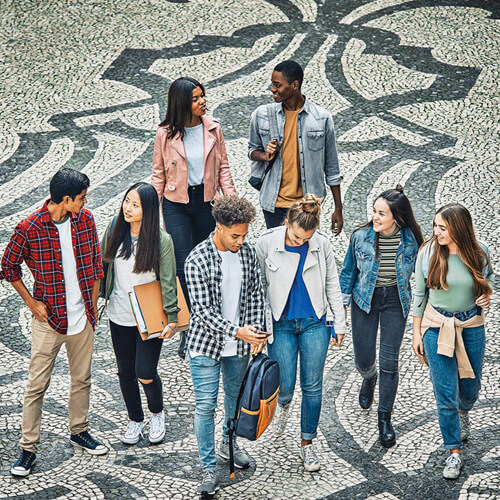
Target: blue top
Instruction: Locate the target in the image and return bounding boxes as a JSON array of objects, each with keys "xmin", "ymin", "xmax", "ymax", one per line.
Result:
[{"xmin": 281, "ymin": 242, "xmax": 318, "ymax": 320}]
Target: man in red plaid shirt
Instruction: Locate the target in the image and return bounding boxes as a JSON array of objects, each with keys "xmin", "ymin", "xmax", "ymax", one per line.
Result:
[{"xmin": 1, "ymin": 168, "xmax": 108, "ymax": 476}]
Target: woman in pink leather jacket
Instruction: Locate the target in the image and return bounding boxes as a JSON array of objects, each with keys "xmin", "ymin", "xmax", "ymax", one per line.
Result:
[{"xmin": 151, "ymin": 77, "xmax": 237, "ymax": 307}]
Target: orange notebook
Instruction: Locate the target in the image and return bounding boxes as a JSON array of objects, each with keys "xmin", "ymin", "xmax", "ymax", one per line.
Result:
[{"xmin": 129, "ymin": 279, "xmax": 189, "ymax": 341}]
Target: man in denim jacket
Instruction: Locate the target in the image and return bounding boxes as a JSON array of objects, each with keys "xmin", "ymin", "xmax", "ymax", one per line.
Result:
[{"xmin": 248, "ymin": 60, "xmax": 343, "ymax": 232}]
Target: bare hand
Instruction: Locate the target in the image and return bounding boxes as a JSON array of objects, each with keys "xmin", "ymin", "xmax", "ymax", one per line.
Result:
[
  {"xmin": 331, "ymin": 333, "xmax": 344, "ymax": 347},
  {"xmin": 331, "ymin": 210, "xmax": 344, "ymax": 236},
  {"xmin": 264, "ymin": 140, "xmax": 280, "ymax": 161},
  {"xmin": 237, "ymin": 325, "xmax": 268, "ymax": 349},
  {"xmin": 159, "ymin": 322, "xmax": 178, "ymax": 339},
  {"xmin": 476, "ymin": 294, "xmax": 491, "ymax": 308},
  {"xmin": 29, "ymin": 299, "xmax": 48, "ymax": 322},
  {"xmin": 412, "ymin": 332, "xmax": 425, "ymax": 362}
]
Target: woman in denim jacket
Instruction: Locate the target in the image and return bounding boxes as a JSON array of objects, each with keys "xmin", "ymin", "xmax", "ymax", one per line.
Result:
[
  {"xmin": 412, "ymin": 203, "xmax": 493, "ymax": 480},
  {"xmin": 340, "ymin": 186, "xmax": 423, "ymax": 448},
  {"xmin": 256, "ymin": 194, "xmax": 346, "ymax": 472}
]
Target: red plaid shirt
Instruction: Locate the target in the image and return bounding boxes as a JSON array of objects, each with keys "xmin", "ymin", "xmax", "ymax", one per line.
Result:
[{"xmin": 0, "ymin": 200, "xmax": 104, "ymax": 334}]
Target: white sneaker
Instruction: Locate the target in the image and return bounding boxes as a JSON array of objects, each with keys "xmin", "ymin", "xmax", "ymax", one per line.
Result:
[
  {"xmin": 300, "ymin": 443, "xmax": 321, "ymax": 472},
  {"xmin": 149, "ymin": 411, "xmax": 165, "ymax": 444},
  {"xmin": 122, "ymin": 421, "xmax": 145, "ymax": 445},
  {"xmin": 273, "ymin": 405, "xmax": 290, "ymax": 436},
  {"xmin": 443, "ymin": 452, "xmax": 463, "ymax": 480}
]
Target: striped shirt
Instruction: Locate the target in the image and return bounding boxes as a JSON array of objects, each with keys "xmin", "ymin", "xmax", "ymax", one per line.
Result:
[{"xmin": 375, "ymin": 229, "xmax": 400, "ymax": 287}]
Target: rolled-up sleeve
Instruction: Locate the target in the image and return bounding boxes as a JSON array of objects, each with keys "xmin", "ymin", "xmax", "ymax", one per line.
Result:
[
  {"xmin": 0, "ymin": 224, "xmax": 28, "ymax": 282},
  {"xmin": 324, "ymin": 114, "xmax": 342, "ymax": 186},
  {"xmin": 248, "ymin": 108, "xmax": 264, "ymax": 160}
]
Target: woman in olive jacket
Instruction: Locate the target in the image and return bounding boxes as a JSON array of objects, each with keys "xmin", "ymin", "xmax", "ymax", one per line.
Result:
[{"xmin": 101, "ymin": 182, "xmax": 179, "ymax": 446}]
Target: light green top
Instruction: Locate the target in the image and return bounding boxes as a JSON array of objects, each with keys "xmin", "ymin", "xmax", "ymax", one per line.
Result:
[{"xmin": 412, "ymin": 252, "xmax": 494, "ymax": 317}]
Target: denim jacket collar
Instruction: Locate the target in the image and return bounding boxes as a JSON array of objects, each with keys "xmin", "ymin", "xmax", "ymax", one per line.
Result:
[{"xmin": 276, "ymin": 97, "xmax": 317, "ymax": 119}]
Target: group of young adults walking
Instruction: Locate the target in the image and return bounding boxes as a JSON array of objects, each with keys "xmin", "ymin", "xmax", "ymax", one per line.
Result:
[{"xmin": 0, "ymin": 60, "xmax": 493, "ymax": 496}]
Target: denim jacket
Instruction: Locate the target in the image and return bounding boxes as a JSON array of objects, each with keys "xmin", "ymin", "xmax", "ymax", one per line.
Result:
[
  {"xmin": 339, "ymin": 226, "xmax": 419, "ymax": 317},
  {"xmin": 248, "ymin": 99, "xmax": 342, "ymax": 212}
]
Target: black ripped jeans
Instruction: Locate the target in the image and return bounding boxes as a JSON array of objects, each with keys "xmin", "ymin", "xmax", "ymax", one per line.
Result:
[{"xmin": 110, "ymin": 321, "xmax": 164, "ymax": 422}]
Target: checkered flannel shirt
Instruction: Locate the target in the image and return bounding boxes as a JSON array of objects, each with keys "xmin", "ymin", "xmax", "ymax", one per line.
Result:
[
  {"xmin": 185, "ymin": 235, "xmax": 265, "ymax": 360},
  {"xmin": 0, "ymin": 201, "xmax": 104, "ymax": 334}
]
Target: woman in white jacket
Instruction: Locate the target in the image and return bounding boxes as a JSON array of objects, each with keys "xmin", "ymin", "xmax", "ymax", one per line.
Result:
[{"xmin": 256, "ymin": 194, "xmax": 346, "ymax": 472}]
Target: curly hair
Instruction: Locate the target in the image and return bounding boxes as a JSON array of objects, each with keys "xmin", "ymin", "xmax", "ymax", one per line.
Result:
[{"xmin": 212, "ymin": 196, "xmax": 256, "ymax": 227}]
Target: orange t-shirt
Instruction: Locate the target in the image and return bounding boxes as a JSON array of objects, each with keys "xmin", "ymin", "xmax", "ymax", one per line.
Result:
[{"xmin": 276, "ymin": 108, "xmax": 303, "ymax": 208}]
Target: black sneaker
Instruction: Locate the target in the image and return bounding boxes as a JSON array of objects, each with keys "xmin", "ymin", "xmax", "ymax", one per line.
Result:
[
  {"xmin": 198, "ymin": 469, "xmax": 220, "ymax": 496},
  {"xmin": 11, "ymin": 450, "xmax": 36, "ymax": 477},
  {"xmin": 70, "ymin": 431, "xmax": 108, "ymax": 455}
]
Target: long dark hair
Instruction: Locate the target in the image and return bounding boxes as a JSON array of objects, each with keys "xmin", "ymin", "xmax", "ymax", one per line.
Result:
[
  {"xmin": 427, "ymin": 203, "xmax": 492, "ymax": 297},
  {"xmin": 355, "ymin": 185, "xmax": 424, "ymax": 259},
  {"xmin": 103, "ymin": 182, "xmax": 161, "ymax": 274},
  {"xmin": 159, "ymin": 77, "xmax": 205, "ymax": 139}
]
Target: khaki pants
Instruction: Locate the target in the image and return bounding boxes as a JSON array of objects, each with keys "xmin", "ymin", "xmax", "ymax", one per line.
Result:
[{"xmin": 20, "ymin": 318, "xmax": 94, "ymax": 453}]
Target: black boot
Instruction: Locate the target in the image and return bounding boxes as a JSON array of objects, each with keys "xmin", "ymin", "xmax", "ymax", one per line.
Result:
[
  {"xmin": 359, "ymin": 375, "xmax": 377, "ymax": 409},
  {"xmin": 378, "ymin": 411, "xmax": 396, "ymax": 448}
]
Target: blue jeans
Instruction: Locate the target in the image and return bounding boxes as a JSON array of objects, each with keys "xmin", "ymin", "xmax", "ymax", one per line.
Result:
[
  {"xmin": 351, "ymin": 285, "xmax": 407, "ymax": 412},
  {"xmin": 162, "ymin": 185, "xmax": 215, "ymax": 308},
  {"xmin": 189, "ymin": 353, "xmax": 249, "ymax": 471},
  {"xmin": 423, "ymin": 305, "xmax": 485, "ymax": 449},
  {"xmin": 267, "ymin": 318, "xmax": 330, "ymax": 440}
]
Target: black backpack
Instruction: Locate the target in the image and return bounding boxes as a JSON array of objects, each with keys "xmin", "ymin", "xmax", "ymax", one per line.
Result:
[{"xmin": 227, "ymin": 353, "xmax": 280, "ymax": 477}]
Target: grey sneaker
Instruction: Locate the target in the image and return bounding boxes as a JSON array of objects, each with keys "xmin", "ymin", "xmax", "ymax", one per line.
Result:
[
  {"xmin": 198, "ymin": 469, "xmax": 220, "ymax": 496},
  {"xmin": 149, "ymin": 411, "xmax": 165, "ymax": 444},
  {"xmin": 219, "ymin": 440, "xmax": 251, "ymax": 469},
  {"xmin": 273, "ymin": 404, "xmax": 290, "ymax": 436},
  {"xmin": 459, "ymin": 412, "xmax": 470, "ymax": 442},
  {"xmin": 122, "ymin": 421, "xmax": 145, "ymax": 445},
  {"xmin": 300, "ymin": 443, "xmax": 321, "ymax": 472},
  {"xmin": 443, "ymin": 452, "xmax": 462, "ymax": 480}
]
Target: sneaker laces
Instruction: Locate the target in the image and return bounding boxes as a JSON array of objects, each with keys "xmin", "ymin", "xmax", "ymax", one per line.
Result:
[
  {"xmin": 202, "ymin": 469, "xmax": 217, "ymax": 484},
  {"xmin": 78, "ymin": 431, "xmax": 99, "ymax": 447},
  {"xmin": 17, "ymin": 451, "xmax": 34, "ymax": 467},
  {"xmin": 446, "ymin": 454, "xmax": 461, "ymax": 468},
  {"xmin": 302, "ymin": 445, "xmax": 319, "ymax": 465},
  {"xmin": 126, "ymin": 421, "xmax": 144, "ymax": 437},
  {"xmin": 150, "ymin": 413, "xmax": 164, "ymax": 435}
]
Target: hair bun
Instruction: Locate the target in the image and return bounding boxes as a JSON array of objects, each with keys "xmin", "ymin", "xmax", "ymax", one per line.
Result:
[
  {"xmin": 300, "ymin": 194, "xmax": 321, "ymax": 214},
  {"xmin": 395, "ymin": 184, "xmax": 404, "ymax": 193}
]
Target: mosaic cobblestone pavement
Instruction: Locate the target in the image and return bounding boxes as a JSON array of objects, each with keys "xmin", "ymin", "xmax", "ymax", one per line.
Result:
[{"xmin": 0, "ymin": 0, "xmax": 499, "ymax": 498}]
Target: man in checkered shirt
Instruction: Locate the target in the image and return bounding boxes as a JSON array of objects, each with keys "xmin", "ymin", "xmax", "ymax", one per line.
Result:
[
  {"xmin": 1, "ymin": 168, "xmax": 108, "ymax": 477},
  {"xmin": 185, "ymin": 196, "xmax": 266, "ymax": 496}
]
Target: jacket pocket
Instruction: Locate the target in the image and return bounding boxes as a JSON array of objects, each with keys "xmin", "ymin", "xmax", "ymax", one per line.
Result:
[
  {"xmin": 265, "ymin": 258, "xmax": 279, "ymax": 272},
  {"xmin": 307, "ymin": 130, "xmax": 325, "ymax": 151}
]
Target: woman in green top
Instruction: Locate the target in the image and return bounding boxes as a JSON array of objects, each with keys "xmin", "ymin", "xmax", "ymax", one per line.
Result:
[
  {"xmin": 412, "ymin": 203, "xmax": 493, "ymax": 480},
  {"xmin": 101, "ymin": 182, "xmax": 179, "ymax": 446}
]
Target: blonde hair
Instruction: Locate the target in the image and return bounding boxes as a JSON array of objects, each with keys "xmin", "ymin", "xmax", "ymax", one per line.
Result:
[{"xmin": 286, "ymin": 194, "xmax": 322, "ymax": 231}]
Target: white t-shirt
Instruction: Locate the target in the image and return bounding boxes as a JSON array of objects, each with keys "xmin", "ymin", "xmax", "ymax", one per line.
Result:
[
  {"xmin": 107, "ymin": 239, "xmax": 157, "ymax": 327},
  {"xmin": 54, "ymin": 217, "xmax": 87, "ymax": 336},
  {"xmin": 190, "ymin": 248, "xmax": 242, "ymax": 358},
  {"xmin": 183, "ymin": 123, "xmax": 205, "ymax": 187}
]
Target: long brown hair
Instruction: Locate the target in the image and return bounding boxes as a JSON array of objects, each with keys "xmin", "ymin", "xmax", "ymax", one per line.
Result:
[
  {"xmin": 286, "ymin": 194, "xmax": 321, "ymax": 231},
  {"xmin": 427, "ymin": 203, "xmax": 492, "ymax": 297}
]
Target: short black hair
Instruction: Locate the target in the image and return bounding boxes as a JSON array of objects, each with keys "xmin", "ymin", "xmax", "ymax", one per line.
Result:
[
  {"xmin": 50, "ymin": 168, "xmax": 90, "ymax": 203},
  {"xmin": 212, "ymin": 196, "xmax": 256, "ymax": 227},
  {"xmin": 274, "ymin": 60, "xmax": 304, "ymax": 89}
]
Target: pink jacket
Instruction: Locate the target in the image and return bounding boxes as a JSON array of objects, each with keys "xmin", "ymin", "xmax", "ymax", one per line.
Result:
[{"xmin": 151, "ymin": 115, "xmax": 237, "ymax": 203}]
